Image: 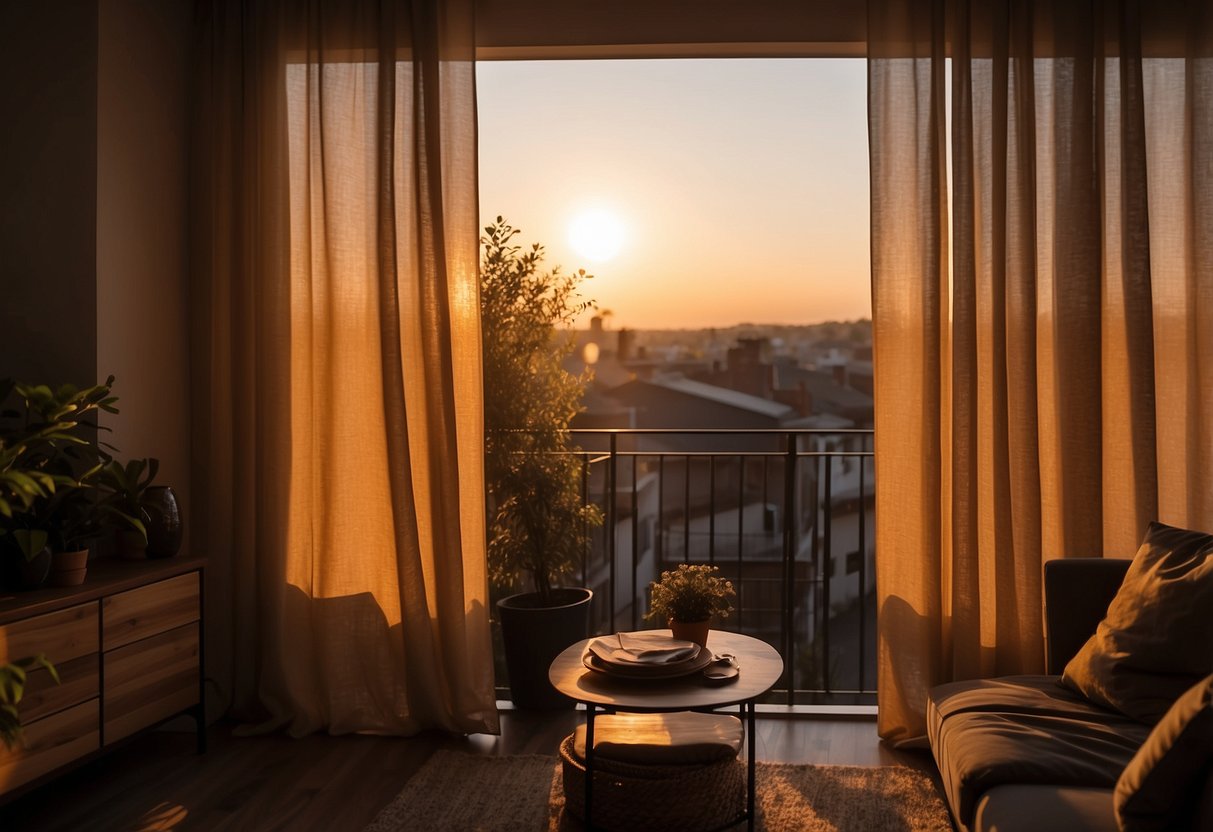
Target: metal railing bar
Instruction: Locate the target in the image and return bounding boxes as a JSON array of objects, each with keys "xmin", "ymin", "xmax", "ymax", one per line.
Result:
[
  {"xmin": 607, "ymin": 432, "xmax": 617, "ymax": 632},
  {"xmin": 683, "ymin": 455, "xmax": 691, "ymax": 562},
  {"xmin": 781, "ymin": 432, "xmax": 797, "ymax": 706},
  {"xmin": 631, "ymin": 454, "xmax": 639, "ymax": 632},
  {"xmin": 708, "ymin": 454, "xmax": 716, "ymax": 565},
  {"xmin": 822, "ymin": 447, "xmax": 833, "ymax": 694},
  {"xmin": 762, "ymin": 455, "xmax": 769, "ymax": 521},
  {"xmin": 657, "ymin": 454, "xmax": 665, "ymax": 567},
  {"xmin": 736, "ymin": 454, "xmax": 745, "ymax": 632},
  {"xmin": 581, "ymin": 452, "xmax": 590, "ymax": 589},
  {"xmin": 858, "ymin": 436, "xmax": 867, "ymax": 693},
  {"xmin": 869, "ymin": 435, "xmax": 877, "ymax": 702},
  {"xmin": 561, "ymin": 449, "xmax": 872, "ymax": 460},
  {"xmin": 808, "ymin": 451, "xmax": 822, "ymax": 691},
  {"xmin": 569, "ymin": 428, "xmax": 875, "ymax": 436}
]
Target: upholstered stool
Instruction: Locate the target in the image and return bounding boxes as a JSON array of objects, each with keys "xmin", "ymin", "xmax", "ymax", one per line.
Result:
[{"xmin": 559, "ymin": 711, "xmax": 745, "ymax": 832}]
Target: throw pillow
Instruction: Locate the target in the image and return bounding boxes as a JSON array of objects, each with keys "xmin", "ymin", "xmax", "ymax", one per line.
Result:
[
  {"xmin": 1061, "ymin": 521, "xmax": 1213, "ymax": 723},
  {"xmin": 1114, "ymin": 674, "xmax": 1213, "ymax": 831}
]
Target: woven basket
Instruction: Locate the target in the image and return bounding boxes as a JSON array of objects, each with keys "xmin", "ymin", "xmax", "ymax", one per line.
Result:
[{"xmin": 559, "ymin": 733, "xmax": 745, "ymax": 832}]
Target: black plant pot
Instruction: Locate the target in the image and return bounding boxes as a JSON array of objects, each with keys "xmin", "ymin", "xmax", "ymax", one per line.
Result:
[
  {"xmin": 0, "ymin": 545, "xmax": 52, "ymax": 591},
  {"xmin": 144, "ymin": 486, "xmax": 183, "ymax": 559},
  {"xmin": 497, "ymin": 587, "xmax": 592, "ymax": 710}
]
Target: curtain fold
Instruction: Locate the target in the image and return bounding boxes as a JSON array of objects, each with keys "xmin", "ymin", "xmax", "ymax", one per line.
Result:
[
  {"xmin": 869, "ymin": 0, "xmax": 1212, "ymax": 743},
  {"xmin": 191, "ymin": 0, "xmax": 498, "ymax": 737}
]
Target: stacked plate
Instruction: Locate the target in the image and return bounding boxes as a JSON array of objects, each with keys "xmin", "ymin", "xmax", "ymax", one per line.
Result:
[{"xmin": 582, "ymin": 631, "xmax": 715, "ymax": 680}]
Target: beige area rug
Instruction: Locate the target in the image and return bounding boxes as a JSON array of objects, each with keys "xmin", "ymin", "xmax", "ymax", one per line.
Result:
[{"xmin": 365, "ymin": 750, "xmax": 953, "ymax": 832}]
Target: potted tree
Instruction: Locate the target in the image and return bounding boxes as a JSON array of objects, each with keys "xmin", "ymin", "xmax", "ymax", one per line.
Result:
[{"xmin": 481, "ymin": 217, "xmax": 603, "ymax": 709}]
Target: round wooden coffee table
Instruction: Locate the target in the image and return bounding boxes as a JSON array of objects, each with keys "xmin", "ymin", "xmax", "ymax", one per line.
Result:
[{"xmin": 549, "ymin": 629, "xmax": 783, "ymax": 831}]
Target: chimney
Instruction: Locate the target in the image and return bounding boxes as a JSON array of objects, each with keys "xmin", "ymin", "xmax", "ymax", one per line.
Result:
[
  {"xmin": 833, "ymin": 364, "xmax": 847, "ymax": 387},
  {"xmin": 590, "ymin": 315, "xmax": 604, "ymax": 335},
  {"xmin": 617, "ymin": 328, "xmax": 633, "ymax": 361}
]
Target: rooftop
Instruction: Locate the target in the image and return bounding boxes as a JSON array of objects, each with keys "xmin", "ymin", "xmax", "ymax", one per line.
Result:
[{"xmin": 642, "ymin": 374, "xmax": 797, "ymax": 420}]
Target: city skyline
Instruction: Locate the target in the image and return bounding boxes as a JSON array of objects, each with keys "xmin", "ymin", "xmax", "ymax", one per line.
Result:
[{"xmin": 477, "ymin": 59, "xmax": 871, "ymax": 330}]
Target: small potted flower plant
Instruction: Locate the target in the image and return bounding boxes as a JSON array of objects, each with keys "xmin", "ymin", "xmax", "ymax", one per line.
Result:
[{"xmin": 645, "ymin": 563, "xmax": 736, "ymax": 647}]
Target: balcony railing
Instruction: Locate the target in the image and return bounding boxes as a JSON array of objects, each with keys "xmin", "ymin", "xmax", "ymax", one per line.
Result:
[{"xmin": 492, "ymin": 428, "xmax": 876, "ymax": 707}]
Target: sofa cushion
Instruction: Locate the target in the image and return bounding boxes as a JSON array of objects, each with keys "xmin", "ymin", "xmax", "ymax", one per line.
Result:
[
  {"xmin": 1062, "ymin": 521, "xmax": 1213, "ymax": 724},
  {"xmin": 972, "ymin": 785, "xmax": 1115, "ymax": 832},
  {"xmin": 1114, "ymin": 674, "xmax": 1213, "ymax": 831},
  {"xmin": 928, "ymin": 675, "xmax": 1150, "ymax": 829}
]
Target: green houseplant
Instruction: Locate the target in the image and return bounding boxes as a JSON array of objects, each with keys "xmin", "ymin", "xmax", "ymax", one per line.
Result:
[
  {"xmin": 34, "ymin": 477, "xmax": 106, "ymax": 586},
  {"xmin": 646, "ymin": 563, "xmax": 736, "ymax": 647},
  {"xmin": 0, "ymin": 377, "xmax": 137, "ymax": 588},
  {"xmin": 481, "ymin": 217, "xmax": 603, "ymax": 708},
  {"xmin": 99, "ymin": 457, "xmax": 157, "ymax": 559}
]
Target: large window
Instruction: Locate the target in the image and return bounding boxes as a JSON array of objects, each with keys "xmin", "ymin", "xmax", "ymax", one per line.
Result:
[{"xmin": 478, "ymin": 60, "xmax": 877, "ymax": 703}]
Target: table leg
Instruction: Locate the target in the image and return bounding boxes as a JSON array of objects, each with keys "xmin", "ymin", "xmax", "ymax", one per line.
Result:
[
  {"xmin": 746, "ymin": 700, "xmax": 756, "ymax": 832},
  {"xmin": 585, "ymin": 704, "xmax": 596, "ymax": 831}
]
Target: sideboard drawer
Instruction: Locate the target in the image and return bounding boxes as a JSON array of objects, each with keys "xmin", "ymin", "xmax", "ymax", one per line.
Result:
[
  {"xmin": 0, "ymin": 700, "xmax": 99, "ymax": 793},
  {"xmin": 15, "ymin": 654, "xmax": 100, "ymax": 723},
  {"xmin": 103, "ymin": 622, "xmax": 199, "ymax": 745},
  {"xmin": 0, "ymin": 603, "xmax": 97, "ymax": 665},
  {"xmin": 102, "ymin": 572, "xmax": 199, "ymax": 651}
]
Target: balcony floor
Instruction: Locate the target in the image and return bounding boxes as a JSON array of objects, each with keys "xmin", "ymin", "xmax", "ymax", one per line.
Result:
[{"xmin": 2, "ymin": 712, "xmax": 935, "ymax": 830}]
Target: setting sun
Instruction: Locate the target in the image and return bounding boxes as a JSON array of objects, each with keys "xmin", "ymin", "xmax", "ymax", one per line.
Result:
[{"xmin": 568, "ymin": 208, "xmax": 626, "ymax": 263}]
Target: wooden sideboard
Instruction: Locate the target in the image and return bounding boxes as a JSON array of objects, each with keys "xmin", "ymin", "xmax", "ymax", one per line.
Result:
[{"xmin": 0, "ymin": 557, "xmax": 206, "ymax": 799}]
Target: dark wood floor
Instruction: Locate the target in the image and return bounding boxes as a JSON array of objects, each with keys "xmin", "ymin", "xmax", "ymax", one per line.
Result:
[{"xmin": 1, "ymin": 711, "xmax": 936, "ymax": 831}]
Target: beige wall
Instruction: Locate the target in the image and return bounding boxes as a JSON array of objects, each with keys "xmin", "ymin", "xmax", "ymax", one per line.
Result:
[
  {"xmin": 0, "ymin": 0, "xmax": 193, "ymax": 539},
  {"xmin": 0, "ymin": 1, "xmax": 98, "ymax": 386},
  {"xmin": 96, "ymin": 0, "xmax": 192, "ymax": 542}
]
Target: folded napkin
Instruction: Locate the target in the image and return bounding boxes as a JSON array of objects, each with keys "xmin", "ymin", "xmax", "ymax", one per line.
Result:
[{"xmin": 588, "ymin": 631, "xmax": 699, "ymax": 667}]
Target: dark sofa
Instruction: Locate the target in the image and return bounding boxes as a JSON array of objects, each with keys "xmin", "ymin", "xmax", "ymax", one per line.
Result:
[{"xmin": 927, "ymin": 558, "xmax": 1141, "ymax": 831}]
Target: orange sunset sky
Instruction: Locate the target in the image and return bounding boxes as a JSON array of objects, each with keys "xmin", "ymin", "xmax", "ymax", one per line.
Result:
[{"xmin": 477, "ymin": 59, "xmax": 872, "ymax": 331}]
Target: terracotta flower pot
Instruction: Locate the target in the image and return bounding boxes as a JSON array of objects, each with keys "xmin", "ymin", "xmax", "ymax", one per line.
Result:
[
  {"xmin": 669, "ymin": 617, "xmax": 711, "ymax": 648},
  {"xmin": 50, "ymin": 548, "xmax": 90, "ymax": 587}
]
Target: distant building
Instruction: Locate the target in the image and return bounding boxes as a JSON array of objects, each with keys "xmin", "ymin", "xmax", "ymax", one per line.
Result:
[
  {"xmin": 608, "ymin": 374, "xmax": 794, "ymax": 430},
  {"xmin": 846, "ymin": 360, "xmax": 874, "ymax": 396},
  {"xmin": 704, "ymin": 337, "xmax": 776, "ymax": 399},
  {"xmin": 564, "ymin": 315, "xmax": 636, "ymax": 428},
  {"xmin": 774, "ymin": 360, "xmax": 873, "ymax": 427}
]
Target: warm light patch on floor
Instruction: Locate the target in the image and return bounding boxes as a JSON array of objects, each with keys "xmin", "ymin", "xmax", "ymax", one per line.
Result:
[{"xmin": 136, "ymin": 801, "xmax": 189, "ymax": 830}]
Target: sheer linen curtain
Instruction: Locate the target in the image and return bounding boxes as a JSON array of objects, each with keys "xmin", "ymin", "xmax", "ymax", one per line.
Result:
[
  {"xmin": 868, "ymin": 0, "xmax": 1212, "ymax": 743},
  {"xmin": 190, "ymin": 0, "xmax": 499, "ymax": 736}
]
